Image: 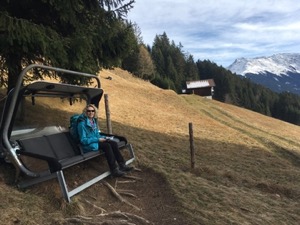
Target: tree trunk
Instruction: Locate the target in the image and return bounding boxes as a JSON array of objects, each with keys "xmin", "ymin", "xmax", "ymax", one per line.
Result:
[{"xmin": 6, "ymin": 55, "xmax": 22, "ymax": 93}]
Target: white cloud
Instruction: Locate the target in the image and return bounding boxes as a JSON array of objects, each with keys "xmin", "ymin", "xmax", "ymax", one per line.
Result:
[{"xmin": 127, "ymin": 0, "xmax": 300, "ymax": 67}]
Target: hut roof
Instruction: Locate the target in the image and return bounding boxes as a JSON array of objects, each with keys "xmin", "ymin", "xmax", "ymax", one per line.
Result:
[{"xmin": 186, "ymin": 79, "xmax": 215, "ymax": 89}]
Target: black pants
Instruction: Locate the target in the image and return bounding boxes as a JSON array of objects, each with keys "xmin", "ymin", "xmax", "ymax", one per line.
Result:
[{"xmin": 99, "ymin": 141, "xmax": 125, "ymax": 171}]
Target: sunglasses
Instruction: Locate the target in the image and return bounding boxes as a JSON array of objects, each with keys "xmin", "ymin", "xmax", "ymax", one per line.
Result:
[{"xmin": 87, "ymin": 110, "xmax": 95, "ymax": 112}]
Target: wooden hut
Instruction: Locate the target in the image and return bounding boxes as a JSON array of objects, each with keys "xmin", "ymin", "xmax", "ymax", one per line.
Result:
[{"xmin": 183, "ymin": 79, "xmax": 215, "ymax": 99}]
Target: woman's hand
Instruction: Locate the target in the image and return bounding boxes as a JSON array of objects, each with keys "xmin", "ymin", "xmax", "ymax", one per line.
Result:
[{"xmin": 99, "ymin": 138, "xmax": 106, "ymax": 142}]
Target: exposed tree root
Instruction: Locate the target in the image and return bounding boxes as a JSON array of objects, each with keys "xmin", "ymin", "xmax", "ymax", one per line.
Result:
[
  {"xmin": 123, "ymin": 175, "xmax": 143, "ymax": 181},
  {"xmin": 118, "ymin": 191, "xmax": 138, "ymax": 198},
  {"xmin": 133, "ymin": 168, "xmax": 142, "ymax": 172},
  {"xmin": 103, "ymin": 181, "xmax": 141, "ymax": 211},
  {"xmin": 53, "ymin": 169, "xmax": 153, "ymax": 225},
  {"xmin": 116, "ymin": 180, "xmax": 137, "ymax": 184},
  {"xmin": 61, "ymin": 211, "xmax": 152, "ymax": 225},
  {"xmin": 85, "ymin": 199, "xmax": 107, "ymax": 214}
]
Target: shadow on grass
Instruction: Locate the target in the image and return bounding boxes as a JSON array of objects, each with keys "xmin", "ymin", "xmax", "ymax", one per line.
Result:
[{"xmin": 1, "ymin": 98, "xmax": 300, "ymax": 224}]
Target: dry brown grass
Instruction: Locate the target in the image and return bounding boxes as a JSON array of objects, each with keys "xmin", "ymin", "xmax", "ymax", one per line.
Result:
[{"xmin": 0, "ymin": 68, "xmax": 300, "ymax": 225}]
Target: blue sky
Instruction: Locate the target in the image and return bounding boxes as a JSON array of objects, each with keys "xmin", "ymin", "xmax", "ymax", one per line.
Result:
[{"xmin": 126, "ymin": 0, "xmax": 300, "ymax": 67}]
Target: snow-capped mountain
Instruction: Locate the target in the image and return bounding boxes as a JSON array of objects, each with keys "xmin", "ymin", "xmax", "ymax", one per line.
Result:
[{"xmin": 227, "ymin": 53, "xmax": 300, "ymax": 95}]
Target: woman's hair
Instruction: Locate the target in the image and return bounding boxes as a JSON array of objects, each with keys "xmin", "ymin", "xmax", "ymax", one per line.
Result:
[{"xmin": 83, "ymin": 104, "xmax": 98, "ymax": 118}]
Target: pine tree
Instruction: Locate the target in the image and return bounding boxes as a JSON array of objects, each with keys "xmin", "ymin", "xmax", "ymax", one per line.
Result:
[
  {"xmin": 0, "ymin": 0, "xmax": 135, "ymax": 91},
  {"xmin": 136, "ymin": 45, "xmax": 155, "ymax": 80},
  {"xmin": 185, "ymin": 54, "xmax": 199, "ymax": 81},
  {"xmin": 152, "ymin": 35, "xmax": 167, "ymax": 78},
  {"xmin": 170, "ymin": 42, "xmax": 186, "ymax": 91}
]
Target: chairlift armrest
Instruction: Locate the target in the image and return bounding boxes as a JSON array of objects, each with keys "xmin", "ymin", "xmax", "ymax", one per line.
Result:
[{"xmin": 16, "ymin": 150, "xmax": 62, "ymax": 173}]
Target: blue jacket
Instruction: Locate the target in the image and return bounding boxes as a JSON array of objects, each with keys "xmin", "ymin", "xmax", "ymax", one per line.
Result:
[{"xmin": 77, "ymin": 115, "xmax": 105, "ymax": 152}]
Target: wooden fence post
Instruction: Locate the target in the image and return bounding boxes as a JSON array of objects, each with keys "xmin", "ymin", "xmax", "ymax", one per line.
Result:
[
  {"xmin": 189, "ymin": 122, "xmax": 195, "ymax": 169},
  {"xmin": 104, "ymin": 94, "xmax": 112, "ymax": 134}
]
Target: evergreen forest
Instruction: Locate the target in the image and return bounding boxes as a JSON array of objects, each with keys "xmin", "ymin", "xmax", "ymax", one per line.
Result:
[
  {"xmin": 122, "ymin": 32, "xmax": 300, "ymax": 126},
  {"xmin": 1, "ymin": 0, "xmax": 300, "ymax": 125}
]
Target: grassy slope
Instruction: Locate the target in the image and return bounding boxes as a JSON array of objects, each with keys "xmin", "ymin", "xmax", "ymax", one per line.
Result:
[
  {"xmin": 99, "ymin": 69, "xmax": 300, "ymax": 225},
  {"xmin": 0, "ymin": 68, "xmax": 300, "ymax": 225}
]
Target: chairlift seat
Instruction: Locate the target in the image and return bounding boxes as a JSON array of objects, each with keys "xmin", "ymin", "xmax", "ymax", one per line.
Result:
[{"xmin": 16, "ymin": 129, "xmax": 134, "ymax": 202}]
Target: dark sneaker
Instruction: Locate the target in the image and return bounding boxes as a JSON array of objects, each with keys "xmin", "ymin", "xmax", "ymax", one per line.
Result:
[
  {"xmin": 119, "ymin": 164, "xmax": 134, "ymax": 172},
  {"xmin": 111, "ymin": 168, "xmax": 125, "ymax": 177}
]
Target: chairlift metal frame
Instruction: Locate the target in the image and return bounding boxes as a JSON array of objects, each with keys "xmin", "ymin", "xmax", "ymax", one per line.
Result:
[{"xmin": 0, "ymin": 64, "xmax": 135, "ymax": 202}]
